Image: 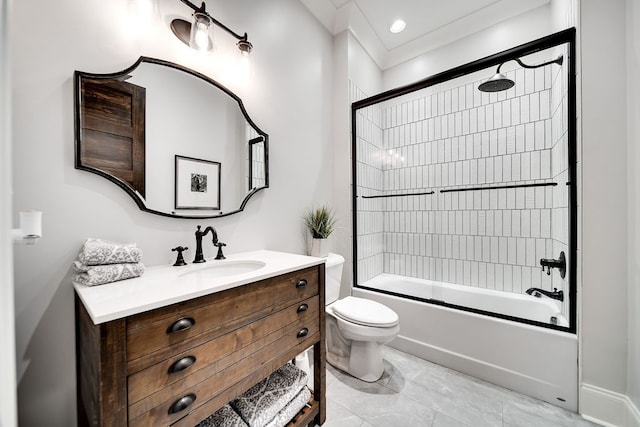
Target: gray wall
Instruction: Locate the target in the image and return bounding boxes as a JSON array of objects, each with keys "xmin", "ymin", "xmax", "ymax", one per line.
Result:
[
  {"xmin": 627, "ymin": 0, "xmax": 640, "ymax": 414},
  {"xmin": 10, "ymin": 0, "xmax": 333, "ymax": 425},
  {"xmin": 1, "ymin": 0, "xmax": 17, "ymax": 425},
  {"xmin": 580, "ymin": 0, "xmax": 628, "ymax": 397}
]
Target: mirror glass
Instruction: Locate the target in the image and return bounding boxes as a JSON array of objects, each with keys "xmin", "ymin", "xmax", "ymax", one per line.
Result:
[{"xmin": 75, "ymin": 57, "xmax": 269, "ymax": 218}]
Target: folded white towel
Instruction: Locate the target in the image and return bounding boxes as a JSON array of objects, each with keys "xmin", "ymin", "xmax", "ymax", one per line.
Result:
[
  {"xmin": 196, "ymin": 404, "xmax": 248, "ymax": 427},
  {"xmin": 264, "ymin": 387, "xmax": 311, "ymax": 427},
  {"xmin": 77, "ymin": 238, "xmax": 143, "ymax": 266},
  {"xmin": 72, "ymin": 261, "xmax": 145, "ymax": 286},
  {"xmin": 231, "ymin": 363, "xmax": 308, "ymax": 427}
]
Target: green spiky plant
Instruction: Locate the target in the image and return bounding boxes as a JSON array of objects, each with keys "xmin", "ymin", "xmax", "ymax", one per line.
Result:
[{"xmin": 304, "ymin": 205, "xmax": 336, "ymax": 239}]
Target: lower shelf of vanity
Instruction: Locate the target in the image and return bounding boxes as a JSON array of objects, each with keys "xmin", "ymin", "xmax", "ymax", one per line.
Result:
[
  {"xmin": 75, "ymin": 261, "xmax": 326, "ymax": 427},
  {"xmin": 286, "ymin": 398, "xmax": 319, "ymax": 427}
]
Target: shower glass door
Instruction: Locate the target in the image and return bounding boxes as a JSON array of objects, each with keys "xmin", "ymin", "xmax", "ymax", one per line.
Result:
[{"xmin": 352, "ymin": 30, "xmax": 576, "ymax": 332}]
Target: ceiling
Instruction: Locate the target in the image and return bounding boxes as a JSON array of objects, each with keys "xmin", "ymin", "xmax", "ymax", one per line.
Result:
[{"xmin": 300, "ymin": 0, "xmax": 550, "ymax": 69}]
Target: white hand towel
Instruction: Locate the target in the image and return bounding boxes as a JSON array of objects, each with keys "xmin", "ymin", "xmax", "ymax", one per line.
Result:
[
  {"xmin": 77, "ymin": 238, "xmax": 143, "ymax": 266},
  {"xmin": 73, "ymin": 261, "xmax": 145, "ymax": 286},
  {"xmin": 231, "ymin": 363, "xmax": 308, "ymax": 427},
  {"xmin": 264, "ymin": 387, "xmax": 311, "ymax": 427},
  {"xmin": 196, "ymin": 404, "xmax": 248, "ymax": 427}
]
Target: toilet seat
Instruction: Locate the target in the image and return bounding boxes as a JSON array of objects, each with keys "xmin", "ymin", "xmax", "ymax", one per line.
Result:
[{"xmin": 332, "ymin": 296, "xmax": 399, "ymax": 327}]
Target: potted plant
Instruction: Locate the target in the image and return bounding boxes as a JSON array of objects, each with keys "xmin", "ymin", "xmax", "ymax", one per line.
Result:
[{"xmin": 304, "ymin": 205, "xmax": 336, "ymax": 257}]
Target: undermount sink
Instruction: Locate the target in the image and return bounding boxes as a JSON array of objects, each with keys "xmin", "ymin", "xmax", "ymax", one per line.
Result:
[{"xmin": 180, "ymin": 260, "xmax": 266, "ymax": 280}]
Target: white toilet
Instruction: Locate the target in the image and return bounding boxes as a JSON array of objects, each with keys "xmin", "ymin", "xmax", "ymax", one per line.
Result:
[{"xmin": 324, "ymin": 253, "xmax": 400, "ymax": 382}]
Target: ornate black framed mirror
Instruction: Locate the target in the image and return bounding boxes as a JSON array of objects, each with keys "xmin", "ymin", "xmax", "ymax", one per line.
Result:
[{"xmin": 74, "ymin": 56, "xmax": 269, "ymax": 219}]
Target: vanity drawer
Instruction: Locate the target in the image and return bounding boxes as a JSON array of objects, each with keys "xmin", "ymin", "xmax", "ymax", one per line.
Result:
[
  {"xmin": 126, "ymin": 267, "xmax": 318, "ymax": 370},
  {"xmin": 128, "ymin": 307, "xmax": 320, "ymax": 426},
  {"xmin": 127, "ymin": 296, "xmax": 319, "ymax": 404}
]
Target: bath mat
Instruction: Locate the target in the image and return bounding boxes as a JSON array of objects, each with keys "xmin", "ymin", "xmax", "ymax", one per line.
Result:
[
  {"xmin": 231, "ymin": 363, "xmax": 308, "ymax": 427},
  {"xmin": 264, "ymin": 387, "xmax": 312, "ymax": 427},
  {"xmin": 196, "ymin": 404, "xmax": 248, "ymax": 427}
]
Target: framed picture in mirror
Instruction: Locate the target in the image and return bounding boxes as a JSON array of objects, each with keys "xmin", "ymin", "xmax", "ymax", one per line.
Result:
[{"xmin": 175, "ymin": 155, "xmax": 221, "ymax": 210}]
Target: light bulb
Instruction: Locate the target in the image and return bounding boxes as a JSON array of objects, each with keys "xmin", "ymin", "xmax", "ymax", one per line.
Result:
[
  {"xmin": 389, "ymin": 19, "xmax": 406, "ymax": 34},
  {"xmin": 193, "ymin": 22, "xmax": 209, "ymax": 50},
  {"xmin": 189, "ymin": 12, "xmax": 213, "ymax": 53}
]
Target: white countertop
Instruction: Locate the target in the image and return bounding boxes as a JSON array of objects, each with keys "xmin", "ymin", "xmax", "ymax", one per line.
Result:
[{"xmin": 73, "ymin": 250, "xmax": 326, "ymax": 324}]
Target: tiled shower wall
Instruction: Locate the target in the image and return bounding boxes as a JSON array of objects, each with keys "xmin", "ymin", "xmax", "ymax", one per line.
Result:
[
  {"xmin": 355, "ymin": 56, "xmax": 570, "ymax": 300},
  {"xmin": 352, "ymin": 80, "xmax": 385, "ymax": 283}
]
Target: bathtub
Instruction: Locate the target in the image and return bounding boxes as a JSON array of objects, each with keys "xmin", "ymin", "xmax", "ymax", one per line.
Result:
[
  {"xmin": 354, "ymin": 273, "xmax": 578, "ymax": 411},
  {"xmin": 362, "ymin": 273, "xmax": 569, "ymax": 327}
]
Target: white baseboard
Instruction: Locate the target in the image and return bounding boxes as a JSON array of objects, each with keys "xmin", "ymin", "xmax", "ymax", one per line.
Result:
[{"xmin": 580, "ymin": 384, "xmax": 640, "ymax": 427}]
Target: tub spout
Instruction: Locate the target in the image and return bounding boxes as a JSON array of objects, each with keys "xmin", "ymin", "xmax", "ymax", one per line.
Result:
[{"xmin": 525, "ymin": 287, "xmax": 564, "ymax": 302}]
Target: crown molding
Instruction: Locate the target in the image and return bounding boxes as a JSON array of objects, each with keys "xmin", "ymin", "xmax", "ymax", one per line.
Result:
[{"xmin": 300, "ymin": 0, "xmax": 550, "ymax": 71}]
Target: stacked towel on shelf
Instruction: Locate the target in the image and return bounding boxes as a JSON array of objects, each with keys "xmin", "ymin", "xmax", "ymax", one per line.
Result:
[
  {"xmin": 72, "ymin": 238, "xmax": 144, "ymax": 286},
  {"xmin": 230, "ymin": 363, "xmax": 310, "ymax": 427},
  {"xmin": 263, "ymin": 387, "xmax": 311, "ymax": 427},
  {"xmin": 196, "ymin": 404, "xmax": 248, "ymax": 427}
]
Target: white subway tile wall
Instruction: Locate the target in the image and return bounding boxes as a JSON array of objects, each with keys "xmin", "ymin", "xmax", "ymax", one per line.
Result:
[
  {"xmin": 353, "ymin": 49, "xmax": 571, "ymax": 319},
  {"xmin": 352, "ymin": 81, "xmax": 385, "ymax": 283}
]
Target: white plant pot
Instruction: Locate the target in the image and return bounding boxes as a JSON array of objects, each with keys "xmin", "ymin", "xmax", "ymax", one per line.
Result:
[{"xmin": 310, "ymin": 238, "xmax": 328, "ymax": 257}]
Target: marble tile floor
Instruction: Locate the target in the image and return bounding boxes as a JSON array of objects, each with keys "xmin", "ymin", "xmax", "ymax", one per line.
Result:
[{"xmin": 317, "ymin": 346, "xmax": 599, "ymax": 427}]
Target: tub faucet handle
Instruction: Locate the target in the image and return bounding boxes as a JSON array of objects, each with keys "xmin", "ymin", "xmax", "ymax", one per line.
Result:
[
  {"xmin": 539, "ymin": 251, "xmax": 566, "ymax": 278},
  {"xmin": 540, "ymin": 264, "xmax": 551, "ymax": 275}
]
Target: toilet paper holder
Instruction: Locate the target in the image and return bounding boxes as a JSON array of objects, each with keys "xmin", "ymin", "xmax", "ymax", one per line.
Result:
[{"xmin": 12, "ymin": 210, "xmax": 42, "ymax": 245}]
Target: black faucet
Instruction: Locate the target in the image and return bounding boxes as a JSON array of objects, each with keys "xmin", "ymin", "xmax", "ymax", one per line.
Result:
[
  {"xmin": 526, "ymin": 287, "xmax": 564, "ymax": 301},
  {"xmin": 540, "ymin": 251, "xmax": 566, "ymax": 278},
  {"xmin": 193, "ymin": 225, "xmax": 219, "ymax": 263}
]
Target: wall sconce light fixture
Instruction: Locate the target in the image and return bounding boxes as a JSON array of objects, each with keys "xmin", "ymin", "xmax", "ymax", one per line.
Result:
[
  {"xmin": 478, "ymin": 55, "xmax": 563, "ymax": 92},
  {"xmin": 170, "ymin": 0, "xmax": 253, "ymax": 55}
]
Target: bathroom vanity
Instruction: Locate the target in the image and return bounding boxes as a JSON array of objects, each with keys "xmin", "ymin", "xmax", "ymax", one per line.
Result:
[{"xmin": 74, "ymin": 250, "xmax": 326, "ymax": 427}]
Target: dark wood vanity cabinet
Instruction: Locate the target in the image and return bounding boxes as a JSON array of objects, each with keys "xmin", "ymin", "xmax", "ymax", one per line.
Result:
[{"xmin": 75, "ymin": 265, "xmax": 326, "ymax": 427}]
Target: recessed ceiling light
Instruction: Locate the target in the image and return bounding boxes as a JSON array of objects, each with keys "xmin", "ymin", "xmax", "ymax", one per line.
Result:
[{"xmin": 389, "ymin": 19, "xmax": 406, "ymax": 34}]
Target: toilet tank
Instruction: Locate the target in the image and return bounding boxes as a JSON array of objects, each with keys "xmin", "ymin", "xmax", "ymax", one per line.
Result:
[{"xmin": 324, "ymin": 253, "xmax": 345, "ymax": 305}]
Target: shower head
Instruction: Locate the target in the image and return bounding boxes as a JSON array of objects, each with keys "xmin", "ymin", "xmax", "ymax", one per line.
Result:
[
  {"xmin": 478, "ymin": 55, "xmax": 564, "ymax": 93},
  {"xmin": 478, "ymin": 72, "xmax": 515, "ymax": 92}
]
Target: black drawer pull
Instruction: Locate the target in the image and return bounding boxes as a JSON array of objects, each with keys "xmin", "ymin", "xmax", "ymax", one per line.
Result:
[
  {"xmin": 166, "ymin": 317, "xmax": 195, "ymax": 334},
  {"xmin": 297, "ymin": 304, "xmax": 309, "ymax": 313},
  {"xmin": 296, "ymin": 279, "xmax": 307, "ymax": 288},
  {"xmin": 297, "ymin": 328, "xmax": 309, "ymax": 338},
  {"xmin": 168, "ymin": 393, "xmax": 196, "ymax": 415},
  {"xmin": 168, "ymin": 356, "xmax": 196, "ymax": 374}
]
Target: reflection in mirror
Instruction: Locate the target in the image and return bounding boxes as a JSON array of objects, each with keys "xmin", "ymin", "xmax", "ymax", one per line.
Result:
[
  {"xmin": 74, "ymin": 57, "xmax": 268, "ymax": 218},
  {"xmin": 248, "ymin": 136, "xmax": 266, "ymax": 191}
]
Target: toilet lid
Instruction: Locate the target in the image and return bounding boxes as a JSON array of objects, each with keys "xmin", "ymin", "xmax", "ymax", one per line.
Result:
[{"xmin": 332, "ymin": 296, "xmax": 399, "ymax": 327}]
